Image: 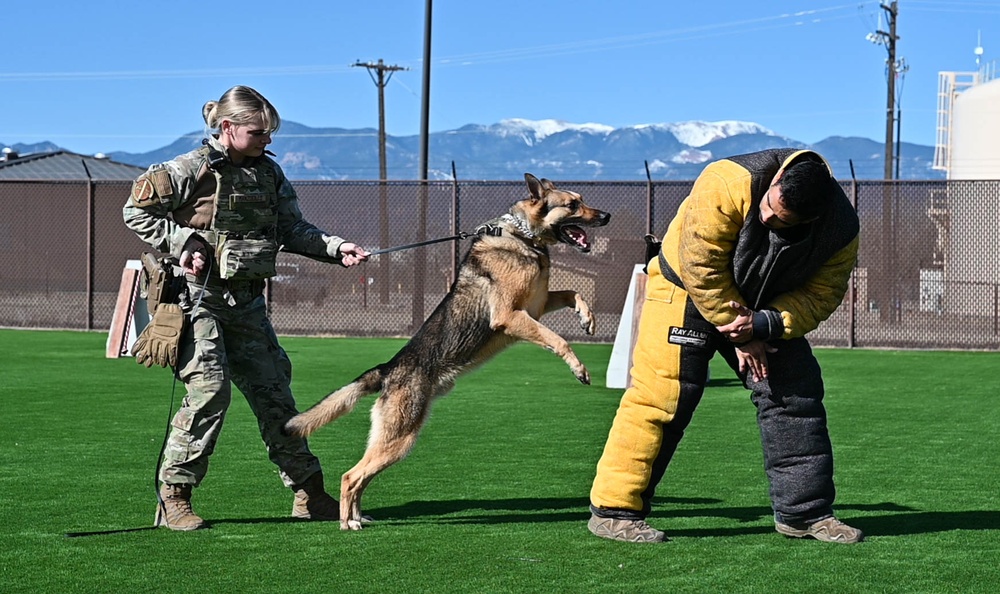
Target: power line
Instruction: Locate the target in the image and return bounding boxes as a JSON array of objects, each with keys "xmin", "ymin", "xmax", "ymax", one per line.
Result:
[
  {"xmin": 867, "ymin": 0, "xmax": 901, "ymax": 180},
  {"xmin": 0, "ymin": 3, "xmax": 877, "ymax": 81},
  {"xmin": 353, "ymin": 59, "xmax": 408, "ymax": 305},
  {"xmin": 352, "ymin": 60, "xmax": 408, "ymax": 181}
]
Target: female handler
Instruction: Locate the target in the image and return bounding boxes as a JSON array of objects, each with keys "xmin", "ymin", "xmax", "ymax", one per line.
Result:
[{"xmin": 124, "ymin": 85, "xmax": 368, "ymax": 531}]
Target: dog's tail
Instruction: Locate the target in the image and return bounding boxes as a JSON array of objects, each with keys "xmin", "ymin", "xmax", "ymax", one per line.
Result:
[{"xmin": 284, "ymin": 367, "xmax": 384, "ymax": 437}]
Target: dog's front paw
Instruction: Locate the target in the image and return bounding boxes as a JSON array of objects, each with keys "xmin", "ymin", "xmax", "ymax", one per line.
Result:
[
  {"xmin": 574, "ymin": 365, "xmax": 591, "ymax": 385},
  {"xmin": 575, "ymin": 302, "xmax": 596, "ymax": 335},
  {"xmin": 341, "ymin": 518, "xmax": 365, "ymax": 531}
]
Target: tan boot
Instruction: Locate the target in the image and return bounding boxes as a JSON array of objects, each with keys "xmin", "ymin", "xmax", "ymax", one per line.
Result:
[
  {"xmin": 155, "ymin": 483, "xmax": 207, "ymax": 531},
  {"xmin": 588, "ymin": 514, "xmax": 667, "ymax": 543},
  {"xmin": 291, "ymin": 471, "xmax": 339, "ymax": 521},
  {"xmin": 775, "ymin": 516, "xmax": 864, "ymax": 543}
]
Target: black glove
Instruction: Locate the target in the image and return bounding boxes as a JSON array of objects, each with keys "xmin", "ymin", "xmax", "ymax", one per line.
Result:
[{"xmin": 132, "ymin": 304, "xmax": 185, "ymax": 368}]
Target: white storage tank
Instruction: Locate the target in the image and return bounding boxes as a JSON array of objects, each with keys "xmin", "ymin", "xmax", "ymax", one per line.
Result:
[
  {"xmin": 944, "ymin": 76, "xmax": 1000, "ymax": 318},
  {"xmin": 950, "ymin": 77, "xmax": 1000, "ymax": 180}
]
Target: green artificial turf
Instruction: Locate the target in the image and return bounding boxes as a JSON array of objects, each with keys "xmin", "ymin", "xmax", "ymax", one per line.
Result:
[{"xmin": 1, "ymin": 329, "xmax": 998, "ymax": 593}]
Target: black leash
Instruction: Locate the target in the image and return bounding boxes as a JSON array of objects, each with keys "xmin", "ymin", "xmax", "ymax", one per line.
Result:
[
  {"xmin": 366, "ymin": 224, "xmax": 505, "ymax": 257},
  {"xmin": 152, "ymin": 259, "xmax": 213, "ymax": 528},
  {"xmin": 366, "ymin": 231, "xmax": 473, "ymax": 256},
  {"xmin": 65, "ymin": 261, "xmax": 211, "ymax": 538},
  {"xmin": 65, "ymin": 362, "xmax": 188, "ymax": 537}
]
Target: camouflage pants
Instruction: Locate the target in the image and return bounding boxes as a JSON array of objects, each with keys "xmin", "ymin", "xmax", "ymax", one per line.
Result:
[{"xmin": 159, "ymin": 279, "xmax": 321, "ymax": 488}]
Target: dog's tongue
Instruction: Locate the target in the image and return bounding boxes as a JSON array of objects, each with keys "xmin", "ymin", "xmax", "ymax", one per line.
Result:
[{"xmin": 563, "ymin": 225, "xmax": 591, "ymax": 250}]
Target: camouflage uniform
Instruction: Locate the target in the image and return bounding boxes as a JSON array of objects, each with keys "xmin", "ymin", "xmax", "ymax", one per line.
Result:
[{"xmin": 123, "ymin": 135, "xmax": 347, "ymax": 488}]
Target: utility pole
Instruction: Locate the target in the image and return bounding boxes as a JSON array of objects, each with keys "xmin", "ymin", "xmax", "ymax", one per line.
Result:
[
  {"xmin": 413, "ymin": 0, "xmax": 433, "ymax": 332},
  {"xmin": 867, "ymin": 1, "xmax": 899, "ymax": 180},
  {"xmin": 353, "ymin": 59, "xmax": 408, "ymax": 181},
  {"xmin": 354, "ymin": 59, "xmax": 408, "ymax": 305},
  {"xmin": 883, "ymin": 2, "xmax": 898, "ymax": 180},
  {"xmin": 867, "ymin": 1, "xmax": 901, "ymax": 323}
]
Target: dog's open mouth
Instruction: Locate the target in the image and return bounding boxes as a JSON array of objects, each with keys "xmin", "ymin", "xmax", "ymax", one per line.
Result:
[{"xmin": 558, "ymin": 225, "xmax": 592, "ymax": 252}]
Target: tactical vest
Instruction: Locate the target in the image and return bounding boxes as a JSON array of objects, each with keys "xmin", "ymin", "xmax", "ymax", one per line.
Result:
[{"xmin": 199, "ymin": 147, "xmax": 280, "ymax": 280}]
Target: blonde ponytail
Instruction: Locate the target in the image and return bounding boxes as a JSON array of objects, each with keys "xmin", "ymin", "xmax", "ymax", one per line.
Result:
[{"xmin": 202, "ymin": 86, "xmax": 280, "ymax": 133}]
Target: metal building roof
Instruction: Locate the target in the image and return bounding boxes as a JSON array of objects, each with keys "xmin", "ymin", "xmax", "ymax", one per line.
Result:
[{"xmin": 0, "ymin": 150, "xmax": 146, "ymax": 180}]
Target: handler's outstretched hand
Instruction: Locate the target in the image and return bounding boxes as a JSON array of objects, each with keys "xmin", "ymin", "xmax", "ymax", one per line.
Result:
[{"xmin": 339, "ymin": 242, "xmax": 370, "ymax": 267}]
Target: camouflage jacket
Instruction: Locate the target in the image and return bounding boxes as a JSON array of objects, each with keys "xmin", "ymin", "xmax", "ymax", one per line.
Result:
[{"xmin": 122, "ymin": 135, "xmax": 346, "ymax": 271}]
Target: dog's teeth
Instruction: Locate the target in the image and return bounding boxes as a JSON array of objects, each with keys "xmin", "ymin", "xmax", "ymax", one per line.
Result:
[{"xmin": 562, "ymin": 225, "xmax": 590, "ymax": 248}]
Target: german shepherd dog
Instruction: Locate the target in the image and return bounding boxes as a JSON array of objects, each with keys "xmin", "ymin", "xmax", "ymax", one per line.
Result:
[{"xmin": 285, "ymin": 173, "xmax": 610, "ymax": 530}]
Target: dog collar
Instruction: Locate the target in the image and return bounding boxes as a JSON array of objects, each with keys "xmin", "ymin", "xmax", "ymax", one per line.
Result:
[
  {"xmin": 474, "ymin": 223, "xmax": 503, "ymax": 237},
  {"xmin": 474, "ymin": 214, "xmax": 534, "ymax": 239},
  {"xmin": 497, "ymin": 213, "xmax": 535, "ymax": 239}
]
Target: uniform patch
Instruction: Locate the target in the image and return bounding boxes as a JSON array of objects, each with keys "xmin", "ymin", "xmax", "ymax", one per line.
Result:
[
  {"xmin": 229, "ymin": 193, "xmax": 268, "ymax": 207},
  {"xmin": 130, "ymin": 177, "xmax": 156, "ymax": 207},
  {"xmin": 668, "ymin": 326, "xmax": 711, "ymax": 348},
  {"xmin": 150, "ymin": 169, "xmax": 173, "ymax": 198}
]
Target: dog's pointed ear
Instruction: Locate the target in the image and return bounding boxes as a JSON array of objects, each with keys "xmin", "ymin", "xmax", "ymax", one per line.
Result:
[
  {"xmin": 539, "ymin": 178, "xmax": 557, "ymax": 192},
  {"xmin": 524, "ymin": 173, "xmax": 544, "ymax": 201}
]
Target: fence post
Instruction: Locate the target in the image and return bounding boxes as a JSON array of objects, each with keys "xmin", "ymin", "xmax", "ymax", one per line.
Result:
[
  {"xmin": 994, "ymin": 283, "xmax": 998, "ymax": 336},
  {"xmin": 451, "ymin": 161, "xmax": 460, "ymax": 283},
  {"xmin": 644, "ymin": 160, "xmax": 653, "ymax": 237},
  {"xmin": 848, "ymin": 161, "xmax": 858, "ymax": 348},
  {"xmin": 378, "ymin": 174, "xmax": 390, "ymax": 305},
  {"xmin": 83, "ymin": 160, "xmax": 95, "ymax": 331},
  {"xmin": 412, "ymin": 181, "xmax": 428, "ymax": 332},
  {"xmin": 878, "ymin": 179, "xmax": 896, "ymax": 324}
]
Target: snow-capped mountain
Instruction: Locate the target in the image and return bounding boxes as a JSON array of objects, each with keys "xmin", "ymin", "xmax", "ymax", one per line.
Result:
[
  {"xmin": 638, "ymin": 121, "xmax": 776, "ymax": 148},
  {"xmin": 483, "ymin": 118, "xmax": 616, "ymax": 145},
  {"xmin": 4, "ymin": 118, "xmax": 941, "ymax": 181}
]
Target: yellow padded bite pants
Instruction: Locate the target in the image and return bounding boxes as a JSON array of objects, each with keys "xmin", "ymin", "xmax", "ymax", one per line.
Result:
[
  {"xmin": 590, "ymin": 256, "xmax": 703, "ymax": 513},
  {"xmin": 590, "ymin": 257, "xmax": 837, "ymax": 523}
]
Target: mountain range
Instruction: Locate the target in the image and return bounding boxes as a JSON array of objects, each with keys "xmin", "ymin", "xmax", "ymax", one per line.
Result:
[{"xmin": 4, "ymin": 118, "xmax": 943, "ymax": 181}]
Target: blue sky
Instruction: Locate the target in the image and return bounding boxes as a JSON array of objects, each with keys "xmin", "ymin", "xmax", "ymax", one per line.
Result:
[{"xmin": 2, "ymin": 0, "xmax": 999, "ymax": 155}]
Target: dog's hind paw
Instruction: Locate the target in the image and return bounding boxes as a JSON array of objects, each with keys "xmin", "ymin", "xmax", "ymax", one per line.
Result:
[{"xmin": 341, "ymin": 518, "xmax": 365, "ymax": 531}]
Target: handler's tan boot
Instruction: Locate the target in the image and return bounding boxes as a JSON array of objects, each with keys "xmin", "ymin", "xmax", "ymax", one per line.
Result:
[
  {"xmin": 291, "ymin": 471, "xmax": 339, "ymax": 521},
  {"xmin": 155, "ymin": 483, "xmax": 207, "ymax": 531}
]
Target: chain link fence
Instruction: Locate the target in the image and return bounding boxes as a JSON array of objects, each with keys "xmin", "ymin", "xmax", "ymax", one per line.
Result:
[{"xmin": 2, "ymin": 177, "xmax": 998, "ymax": 350}]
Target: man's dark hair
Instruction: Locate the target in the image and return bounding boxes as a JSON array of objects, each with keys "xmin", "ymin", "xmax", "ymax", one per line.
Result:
[{"xmin": 777, "ymin": 158, "xmax": 836, "ymax": 221}]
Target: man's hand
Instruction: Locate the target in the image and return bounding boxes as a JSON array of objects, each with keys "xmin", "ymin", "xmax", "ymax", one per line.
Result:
[
  {"xmin": 180, "ymin": 236, "xmax": 208, "ymax": 276},
  {"xmin": 716, "ymin": 300, "xmax": 754, "ymax": 343},
  {"xmin": 735, "ymin": 339, "xmax": 778, "ymax": 383},
  {"xmin": 338, "ymin": 242, "xmax": 369, "ymax": 267}
]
